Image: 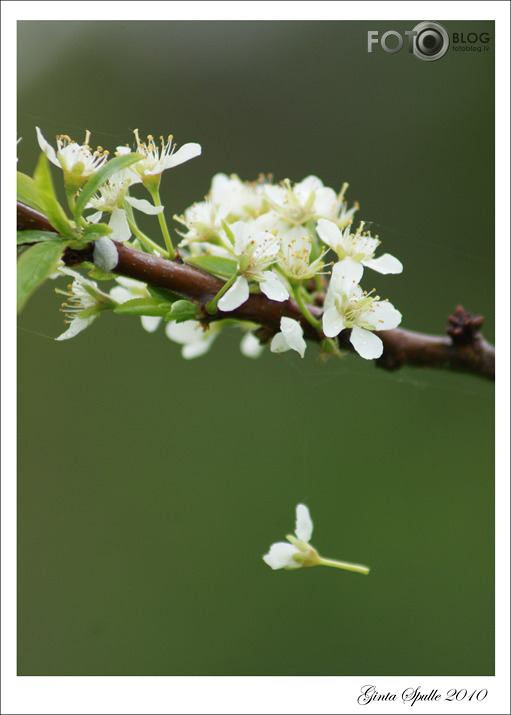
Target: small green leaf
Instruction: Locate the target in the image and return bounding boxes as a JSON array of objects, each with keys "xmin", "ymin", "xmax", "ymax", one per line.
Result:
[
  {"xmin": 17, "ymin": 172, "xmax": 44, "ymax": 212},
  {"xmin": 147, "ymin": 285, "xmax": 184, "ymax": 304},
  {"xmin": 166, "ymin": 300, "xmax": 198, "ymax": 323},
  {"xmin": 17, "ymin": 230, "xmax": 68, "ymax": 246},
  {"xmin": 74, "ymin": 152, "xmax": 143, "ymax": 221},
  {"xmin": 185, "ymin": 255, "xmax": 237, "ymax": 278},
  {"xmin": 114, "ymin": 297, "xmax": 169, "ymax": 317},
  {"xmin": 17, "ymin": 241, "xmax": 66, "ymax": 313},
  {"xmin": 33, "ymin": 153, "xmax": 75, "ymax": 238},
  {"xmin": 82, "ymin": 222, "xmax": 112, "ymax": 241},
  {"xmin": 86, "ymin": 264, "xmax": 117, "ymax": 281}
]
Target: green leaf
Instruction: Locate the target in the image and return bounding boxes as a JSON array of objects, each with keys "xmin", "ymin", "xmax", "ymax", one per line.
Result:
[
  {"xmin": 166, "ymin": 299, "xmax": 198, "ymax": 323},
  {"xmin": 17, "ymin": 172, "xmax": 44, "ymax": 212},
  {"xmin": 185, "ymin": 255, "xmax": 237, "ymax": 278},
  {"xmin": 82, "ymin": 222, "xmax": 112, "ymax": 241},
  {"xmin": 114, "ymin": 297, "xmax": 169, "ymax": 317},
  {"xmin": 17, "ymin": 230, "xmax": 69, "ymax": 246},
  {"xmin": 17, "ymin": 241, "xmax": 66, "ymax": 313},
  {"xmin": 74, "ymin": 152, "xmax": 143, "ymax": 221},
  {"xmin": 86, "ymin": 264, "xmax": 117, "ymax": 281},
  {"xmin": 147, "ymin": 285, "xmax": 184, "ymax": 304},
  {"xmin": 33, "ymin": 153, "xmax": 75, "ymax": 238}
]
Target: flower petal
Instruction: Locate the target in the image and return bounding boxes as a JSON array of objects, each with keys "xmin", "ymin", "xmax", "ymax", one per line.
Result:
[
  {"xmin": 55, "ymin": 315, "xmax": 96, "ymax": 341},
  {"xmin": 141, "ymin": 316, "xmax": 162, "ymax": 333},
  {"xmin": 263, "ymin": 542, "xmax": 302, "ymax": 570},
  {"xmin": 295, "ymin": 504, "xmax": 313, "ymax": 542},
  {"xmin": 370, "ymin": 301, "xmax": 402, "ymax": 330},
  {"xmin": 363, "ymin": 253, "xmax": 403, "ymax": 275},
  {"xmin": 168, "ymin": 142, "xmax": 202, "ymax": 168},
  {"xmin": 350, "ymin": 325, "xmax": 384, "ymax": 359},
  {"xmin": 322, "ymin": 307, "xmax": 346, "ymax": 338},
  {"xmin": 240, "ymin": 332, "xmax": 264, "ymax": 358},
  {"xmin": 109, "ymin": 207, "xmax": 131, "ymax": 242},
  {"xmin": 316, "ymin": 218, "xmax": 342, "ymax": 249},
  {"xmin": 218, "ymin": 276, "xmax": 249, "ymax": 311},
  {"xmin": 332, "ymin": 257, "xmax": 364, "ymax": 287},
  {"xmin": 35, "ymin": 127, "xmax": 59, "ymax": 166},
  {"xmin": 125, "ymin": 196, "xmax": 164, "ymax": 215},
  {"xmin": 259, "ymin": 272, "xmax": 289, "ymax": 302},
  {"xmin": 280, "ymin": 317, "xmax": 306, "ymax": 358}
]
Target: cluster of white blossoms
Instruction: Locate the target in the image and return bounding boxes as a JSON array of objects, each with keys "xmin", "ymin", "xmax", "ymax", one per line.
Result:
[{"xmin": 38, "ymin": 127, "xmax": 403, "ymax": 361}]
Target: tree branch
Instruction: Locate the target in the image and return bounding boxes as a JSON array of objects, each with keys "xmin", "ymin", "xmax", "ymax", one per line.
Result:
[{"xmin": 17, "ymin": 202, "xmax": 495, "ymax": 380}]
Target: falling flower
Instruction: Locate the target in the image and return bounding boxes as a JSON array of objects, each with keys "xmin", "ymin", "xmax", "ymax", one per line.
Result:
[
  {"xmin": 263, "ymin": 504, "xmax": 370, "ymax": 574},
  {"xmin": 322, "ymin": 261, "xmax": 402, "ymax": 359}
]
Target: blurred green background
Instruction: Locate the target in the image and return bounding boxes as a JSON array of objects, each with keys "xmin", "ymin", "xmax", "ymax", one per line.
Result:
[{"xmin": 17, "ymin": 21, "xmax": 494, "ymax": 675}]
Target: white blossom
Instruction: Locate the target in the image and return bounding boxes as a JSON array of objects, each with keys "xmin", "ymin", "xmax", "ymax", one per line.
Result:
[
  {"xmin": 317, "ymin": 218, "xmax": 403, "ymax": 275},
  {"xmin": 165, "ymin": 320, "xmax": 221, "ymax": 359},
  {"xmin": 127, "ymin": 129, "xmax": 201, "ymax": 185},
  {"xmin": 271, "ymin": 317, "xmax": 307, "ymax": 358},
  {"xmin": 36, "ymin": 127, "xmax": 109, "ymax": 185},
  {"xmin": 55, "ymin": 268, "xmax": 115, "ymax": 340},
  {"xmin": 216, "ymin": 221, "xmax": 289, "ymax": 311},
  {"xmin": 322, "ymin": 261, "xmax": 402, "ymax": 359}
]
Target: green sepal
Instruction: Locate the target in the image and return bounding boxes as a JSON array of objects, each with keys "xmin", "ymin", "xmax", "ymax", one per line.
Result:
[
  {"xmin": 147, "ymin": 285, "xmax": 184, "ymax": 304},
  {"xmin": 17, "ymin": 240, "xmax": 67, "ymax": 313},
  {"xmin": 74, "ymin": 152, "xmax": 143, "ymax": 222},
  {"xmin": 33, "ymin": 153, "xmax": 75, "ymax": 238},
  {"xmin": 17, "ymin": 230, "xmax": 69, "ymax": 246},
  {"xmin": 185, "ymin": 254, "xmax": 237, "ymax": 278},
  {"xmin": 166, "ymin": 300, "xmax": 198, "ymax": 323},
  {"xmin": 17, "ymin": 171, "xmax": 44, "ymax": 213},
  {"xmin": 114, "ymin": 297, "xmax": 169, "ymax": 317}
]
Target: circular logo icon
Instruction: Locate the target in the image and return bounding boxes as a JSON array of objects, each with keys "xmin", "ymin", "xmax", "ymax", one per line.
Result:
[{"xmin": 412, "ymin": 21, "xmax": 450, "ymax": 62}]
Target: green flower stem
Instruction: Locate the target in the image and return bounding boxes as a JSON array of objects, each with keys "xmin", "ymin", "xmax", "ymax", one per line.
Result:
[
  {"xmin": 205, "ymin": 273, "xmax": 239, "ymax": 315},
  {"xmin": 126, "ymin": 218, "xmax": 169, "ymax": 257},
  {"xmin": 318, "ymin": 557, "xmax": 370, "ymax": 575},
  {"xmin": 148, "ymin": 186, "xmax": 175, "ymax": 260},
  {"xmin": 293, "ymin": 284, "xmax": 323, "ymax": 332}
]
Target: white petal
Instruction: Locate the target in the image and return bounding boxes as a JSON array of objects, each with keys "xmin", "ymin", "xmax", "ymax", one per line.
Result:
[
  {"xmin": 270, "ymin": 333, "xmax": 289, "ymax": 354},
  {"xmin": 109, "ymin": 207, "xmax": 131, "ymax": 243},
  {"xmin": 240, "ymin": 332, "xmax": 264, "ymax": 358},
  {"xmin": 280, "ymin": 317, "xmax": 306, "ymax": 358},
  {"xmin": 259, "ymin": 272, "xmax": 289, "ymax": 302},
  {"xmin": 295, "ymin": 504, "xmax": 313, "ymax": 542},
  {"xmin": 182, "ymin": 335, "xmax": 215, "ymax": 359},
  {"xmin": 141, "ymin": 316, "xmax": 162, "ymax": 333},
  {"xmin": 55, "ymin": 315, "xmax": 95, "ymax": 341},
  {"xmin": 316, "ymin": 218, "xmax": 342, "ymax": 249},
  {"xmin": 331, "ymin": 257, "xmax": 364, "ymax": 287},
  {"xmin": 93, "ymin": 236, "xmax": 118, "ymax": 273},
  {"xmin": 165, "ymin": 320, "xmax": 204, "ymax": 344},
  {"xmin": 322, "ymin": 307, "xmax": 346, "ymax": 338},
  {"xmin": 168, "ymin": 142, "xmax": 202, "ymax": 168},
  {"xmin": 370, "ymin": 301, "xmax": 402, "ymax": 330},
  {"xmin": 125, "ymin": 196, "xmax": 164, "ymax": 215},
  {"xmin": 35, "ymin": 127, "xmax": 59, "ymax": 166},
  {"xmin": 363, "ymin": 253, "xmax": 403, "ymax": 275},
  {"xmin": 109, "ymin": 286, "xmax": 133, "ymax": 304},
  {"xmin": 263, "ymin": 542, "xmax": 302, "ymax": 570},
  {"xmin": 350, "ymin": 325, "xmax": 384, "ymax": 359},
  {"xmin": 86, "ymin": 211, "xmax": 102, "ymax": 223},
  {"xmin": 218, "ymin": 276, "xmax": 249, "ymax": 311}
]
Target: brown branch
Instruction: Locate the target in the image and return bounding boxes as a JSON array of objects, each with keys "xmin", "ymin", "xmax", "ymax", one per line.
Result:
[{"xmin": 17, "ymin": 202, "xmax": 495, "ymax": 380}]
